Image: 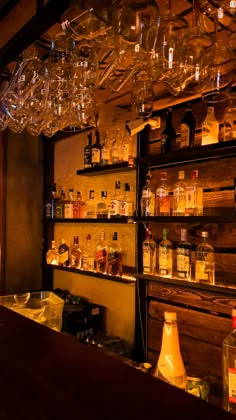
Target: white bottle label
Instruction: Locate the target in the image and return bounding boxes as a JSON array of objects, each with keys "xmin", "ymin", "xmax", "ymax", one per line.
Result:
[
  {"xmin": 180, "ymin": 123, "xmax": 190, "ymax": 148},
  {"xmin": 177, "ymin": 253, "xmax": 190, "ymax": 278},
  {"xmin": 159, "ymin": 247, "xmax": 172, "ymax": 276},
  {"xmin": 202, "ymin": 120, "xmax": 219, "ymax": 145},
  {"xmin": 64, "ymin": 203, "xmax": 73, "ymax": 218},
  {"xmin": 229, "ymin": 368, "xmax": 236, "ymax": 403},
  {"xmin": 92, "ymin": 148, "xmax": 100, "ymax": 163}
]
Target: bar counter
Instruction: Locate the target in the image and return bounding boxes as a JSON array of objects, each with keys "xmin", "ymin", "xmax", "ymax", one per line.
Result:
[{"xmin": 0, "ymin": 305, "xmax": 234, "ymax": 420}]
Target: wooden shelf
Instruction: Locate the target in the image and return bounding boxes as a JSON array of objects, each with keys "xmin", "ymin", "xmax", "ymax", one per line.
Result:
[
  {"xmin": 76, "ymin": 162, "xmax": 135, "ymax": 176},
  {"xmin": 45, "ymin": 264, "xmax": 136, "ymax": 285},
  {"xmin": 148, "ymin": 139, "xmax": 236, "ymax": 169},
  {"xmin": 135, "ymin": 215, "xmax": 236, "ymax": 223},
  {"xmin": 45, "ymin": 217, "xmax": 135, "ymax": 224}
]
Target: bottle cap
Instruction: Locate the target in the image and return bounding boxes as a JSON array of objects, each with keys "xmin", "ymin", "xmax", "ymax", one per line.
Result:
[
  {"xmin": 201, "ymin": 231, "xmax": 208, "ymax": 238},
  {"xmin": 164, "ymin": 311, "xmax": 177, "ymax": 321}
]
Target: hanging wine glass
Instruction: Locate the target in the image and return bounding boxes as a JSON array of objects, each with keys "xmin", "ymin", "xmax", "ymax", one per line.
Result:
[
  {"xmin": 180, "ymin": 0, "xmax": 214, "ymax": 94},
  {"xmin": 132, "ymin": 67, "xmax": 153, "ymax": 118},
  {"xmin": 148, "ymin": 0, "xmax": 189, "ymax": 96},
  {"xmin": 199, "ymin": 0, "xmax": 236, "ymax": 29}
]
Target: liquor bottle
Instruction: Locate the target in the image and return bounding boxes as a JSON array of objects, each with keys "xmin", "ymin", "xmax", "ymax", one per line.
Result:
[
  {"xmin": 140, "ymin": 171, "xmax": 155, "ymax": 216},
  {"xmin": 195, "ymin": 231, "xmax": 215, "ymax": 284},
  {"xmin": 161, "ymin": 107, "xmax": 176, "ymax": 153},
  {"xmin": 91, "ymin": 129, "xmax": 101, "ymax": 167},
  {"xmin": 110, "ymin": 180, "xmax": 121, "ymax": 218},
  {"xmin": 46, "ymin": 240, "xmax": 59, "ymax": 265},
  {"xmin": 96, "ymin": 191, "xmax": 108, "ymax": 218},
  {"xmin": 172, "ymin": 171, "xmax": 186, "ymax": 216},
  {"xmin": 101, "ymin": 130, "xmax": 111, "ymax": 166},
  {"xmin": 142, "ymin": 227, "xmax": 156, "ymax": 275},
  {"xmin": 223, "ymin": 308, "xmax": 236, "ymax": 414},
  {"xmin": 69, "ymin": 236, "xmax": 82, "ymax": 269},
  {"xmin": 202, "ymin": 106, "xmax": 219, "ymax": 145},
  {"xmin": 176, "ymin": 228, "xmax": 191, "ymax": 280},
  {"xmin": 158, "ymin": 228, "xmax": 173, "ymax": 277},
  {"xmin": 58, "ymin": 238, "xmax": 69, "ymax": 267},
  {"xmin": 82, "ymin": 234, "xmax": 94, "ymax": 271},
  {"xmin": 85, "ymin": 190, "xmax": 96, "ymax": 218},
  {"xmin": 120, "ymin": 183, "xmax": 134, "ymax": 218},
  {"xmin": 45, "ymin": 183, "xmax": 58, "ymax": 219},
  {"xmin": 77, "ymin": 191, "xmax": 86, "ymax": 218},
  {"xmin": 64, "ymin": 188, "xmax": 74, "ymax": 219},
  {"xmin": 73, "ymin": 190, "xmax": 81, "ymax": 218},
  {"xmin": 55, "ymin": 188, "xmax": 65, "ymax": 219},
  {"xmin": 108, "ymin": 232, "xmax": 123, "ymax": 276},
  {"xmin": 224, "ymin": 95, "xmax": 236, "ymax": 141},
  {"xmin": 154, "ymin": 311, "xmax": 187, "ymax": 390},
  {"xmin": 180, "ymin": 102, "xmax": 196, "ymax": 149},
  {"xmin": 155, "ymin": 171, "xmax": 170, "ymax": 216},
  {"xmin": 95, "ymin": 231, "xmax": 108, "ymax": 274},
  {"xmin": 84, "ymin": 131, "xmax": 92, "ymax": 168},
  {"xmin": 185, "ymin": 170, "xmax": 203, "ymax": 216}
]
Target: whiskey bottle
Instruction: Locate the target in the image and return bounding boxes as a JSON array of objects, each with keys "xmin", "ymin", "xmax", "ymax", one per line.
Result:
[
  {"xmin": 45, "ymin": 183, "xmax": 58, "ymax": 219},
  {"xmin": 223, "ymin": 309, "xmax": 236, "ymax": 414},
  {"xmin": 46, "ymin": 240, "xmax": 59, "ymax": 265},
  {"xmin": 195, "ymin": 231, "xmax": 215, "ymax": 284},
  {"xmin": 64, "ymin": 188, "xmax": 74, "ymax": 219},
  {"xmin": 161, "ymin": 107, "xmax": 176, "ymax": 153},
  {"xmin": 155, "ymin": 171, "xmax": 170, "ymax": 216},
  {"xmin": 140, "ymin": 171, "xmax": 155, "ymax": 216},
  {"xmin": 69, "ymin": 236, "xmax": 82, "ymax": 269},
  {"xmin": 176, "ymin": 228, "xmax": 191, "ymax": 280},
  {"xmin": 108, "ymin": 232, "xmax": 123, "ymax": 276},
  {"xmin": 173, "ymin": 171, "xmax": 186, "ymax": 216},
  {"xmin": 154, "ymin": 311, "xmax": 187, "ymax": 390},
  {"xmin": 202, "ymin": 106, "xmax": 219, "ymax": 145},
  {"xmin": 180, "ymin": 102, "xmax": 196, "ymax": 148},
  {"xmin": 84, "ymin": 131, "xmax": 92, "ymax": 168},
  {"xmin": 142, "ymin": 227, "xmax": 156, "ymax": 275},
  {"xmin": 55, "ymin": 188, "xmax": 65, "ymax": 219},
  {"xmin": 95, "ymin": 231, "xmax": 108, "ymax": 274},
  {"xmin": 91, "ymin": 129, "xmax": 101, "ymax": 167},
  {"xmin": 58, "ymin": 238, "xmax": 69, "ymax": 267},
  {"xmin": 96, "ymin": 191, "xmax": 108, "ymax": 218},
  {"xmin": 82, "ymin": 234, "xmax": 94, "ymax": 271},
  {"xmin": 185, "ymin": 170, "xmax": 203, "ymax": 216},
  {"xmin": 158, "ymin": 228, "xmax": 173, "ymax": 277}
]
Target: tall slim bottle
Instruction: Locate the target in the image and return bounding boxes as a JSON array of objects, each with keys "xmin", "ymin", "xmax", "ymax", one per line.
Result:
[
  {"xmin": 154, "ymin": 311, "xmax": 187, "ymax": 390},
  {"xmin": 140, "ymin": 171, "xmax": 155, "ymax": 216},
  {"xmin": 223, "ymin": 309, "xmax": 236, "ymax": 414},
  {"xmin": 142, "ymin": 227, "xmax": 156, "ymax": 275},
  {"xmin": 159, "ymin": 228, "xmax": 173, "ymax": 277},
  {"xmin": 155, "ymin": 171, "xmax": 170, "ymax": 216},
  {"xmin": 176, "ymin": 228, "xmax": 191, "ymax": 281},
  {"xmin": 84, "ymin": 132, "xmax": 92, "ymax": 168},
  {"xmin": 161, "ymin": 107, "xmax": 176, "ymax": 153},
  {"xmin": 173, "ymin": 171, "xmax": 186, "ymax": 216},
  {"xmin": 91, "ymin": 129, "xmax": 101, "ymax": 167},
  {"xmin": 95, "ymin": 231, "xmax": 109, "ymax": 274},
  {"xmin": 195, "ymin": 231, "xmax": 215, "ymax": 284},
  {"xmin": 202, "ymin": 106, "xmax": 219, "ymax": 145},
  {"xmin": 180, "ymin": 102, "xmax": 196, "ymax": 149}
]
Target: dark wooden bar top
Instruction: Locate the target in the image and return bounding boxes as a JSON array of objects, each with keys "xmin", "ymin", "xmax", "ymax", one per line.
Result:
[{"xmin": 0, "ymin": 305, "xmax": 234, "ymax": 420}]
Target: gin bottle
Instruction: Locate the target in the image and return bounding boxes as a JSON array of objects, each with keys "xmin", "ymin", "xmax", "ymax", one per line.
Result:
[
  {"xmin": 202, "ymin": 106, "xmax": 219, "ymax": 145},
  {"xmin": 223, "ymin": 309, "xmax": 236, "ymax": 414},
  {"xmin": 177, "ymin": 228, "xmax": 191, "ymax": 280},
  {"xmin": 46, "ymin": 240, "xmax": 59, "ymax": 265},
  {"xmin": 142, "ymin": 227, "xmax": 156, "ymax": 275},
  {"xmin": 155, "ymin": 171, "xmax": 170, "ymax": 216},
  {"xmin": 173, "ymin": 171, "xmax": 186, "ymax": 216},
  {"xmin": 154, "ymin": 311, "xmax": 187, "ymax": 390},
  {"xmin": 140, "ymin": 171, "xmax": 155, "ymax": 216},
  {"xmin": 195, "ymin": 231, "xmax": 215, "ymax": 284},
  {"xmin": 159, "ymin": 228, "xmax": 173, "ymax": 277},
  {"xmin": 69, "ymin": 236, "xmax": 82, "ymax": 269}
]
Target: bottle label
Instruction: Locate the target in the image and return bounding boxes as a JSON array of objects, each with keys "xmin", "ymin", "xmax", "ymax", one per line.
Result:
[
  {"xmin": 141, "ymin": 196, "xmax": 155, "ymax": 216},
  {"xmin": 202, "ymin": 120, "xmax": 219, "ymax": 145},
  {"xmin": 173, "ymin": 187, "xmax": 185, "ymax": 215},
  {"xmin": 64, "ymin": 203, "xmax": 73, "ymax": 218},
  {"xmin": 185, "ymin": 186, "xmax": 196, "ymax": 215},
  {"xmin": 156, "ymin": 189, "xmax": 170, "ymax": 215},
  {"xmin": 195, "ymin": 260, "xmax": 209, "ymax": 282},
  {"xmin": 101, "ymin": 148, "xmax": 109, "ymax": 164},
  {"xmin": 92, "ymin": 148, "xmax": 101, "ymax": 163},
  {"xmin": 180, "ymin": 123, "xmax": 190, "ymax": 148},
  {"xmin": 84, "ymin": 150, "xmax": 91, "ymax": 166},
  {"xmin": 110, "ymin": 199, "xmax": 120, "ymax": 216},
  {"xmin": 228, "ymin": 368, "xmax": 236, "ymax": 403},
  {"xmin": 143, "ymin": 246, "xmax": 152, "ymax": 273},
  {"xmin": 58, "ymin": 250, "xmax": 69, "ymax": 265},
  {"xmin": 159, "ymin": 247, "xmax": 172, "ymax": 276},
  {"xmin": 96, "ymin": 249, "xmax": 107, "ymax": 262},
  {"xmin": 177, "ymin": 253, "xmax": 190, "ymax": 279}
]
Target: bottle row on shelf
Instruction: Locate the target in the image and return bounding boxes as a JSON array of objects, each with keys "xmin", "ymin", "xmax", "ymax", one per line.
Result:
[
  {"xmin": 141, "ymin": 169, "xmax": 203, "ymax": 217},
  {"xmin": 143, "ymin": 227, "xmax": 215, "ymax": 285},
  {"xmin": 45, "ymin": 180, "xmax": 135, "ymax": 219},
  {"xmin": 159, "ymin": 99, "xmax": 236, "ymax": 154},
  {"xmin": 46, "ymin": 231, "xmax": 126, "ymax": 278},
  {"xmin": 83, "ymin": 127, "xmax": 136, "ymax": 169}
]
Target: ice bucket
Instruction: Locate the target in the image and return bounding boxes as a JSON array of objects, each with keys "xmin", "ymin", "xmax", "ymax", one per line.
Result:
[{"xmin": 0, "ymin": 291, "xmax": 64, "ymax": 332}]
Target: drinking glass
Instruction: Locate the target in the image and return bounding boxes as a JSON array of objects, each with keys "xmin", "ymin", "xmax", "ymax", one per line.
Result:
[{"xmin": 132, "ymin": 68, "xmax": 153, "ymax": 118}]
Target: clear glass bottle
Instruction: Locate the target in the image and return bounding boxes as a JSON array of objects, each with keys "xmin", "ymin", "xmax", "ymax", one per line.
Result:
[
  {"xmin": 185, "ymin": 169, "xmax": 203, "ymax": 216},
  {"xmin": 142, "ymin": 227, "xmax": 156, "ymax": 275},
  {"xmin": 84, "ymin": 131, "xmax": 92, "ymax": 168},
  {"xmin": 73, "ymin": 190, "xmax": 81, "ymax": 218},
  {"xmin": 176, "ymin": 228, "xmax": 191, "ymax": 281},
  {"xmin": 82, "ymin": 234, "xmax": 94, "ymax": 271},
  {"xmin": 91, "ymin": 129, "xmax": 101, "ymax": 167},
  {"xmin": 161, "ymin": 107, "xmax": 176, "ymax": 153},
  {"xmin": 224, "ymin": 95, "xmax": 236, "ymax": 141},
  {"xmin": 154, "ymin": 311, "xmax": 187, "ymax": 390},
  {"xmin": 140, "ymin": 171, "xmax": 155, "ymax": 216},
  {"xmin": 107, "ymin": 232, "xmax": 123, "ymax": 276},
  {"xmin": 223, "ymin": 309, "xmax": 236, "ymax": 414},
  {"xmin": 158, "ymin": 228, "xmax": 173, "ymax": 277},
  {"xmin": 195, "ymin": 231, "xmax": 215, "ymax": 284},
  {"xmin": 155, "ymin": 171, "xmax": 170, "ymax": 216},
  {"xmin": 110, "ymin": 180, "xmax": 121, "ymax": 218},
  {"xmin": 64, "ymin": 188, "xmax": 74, "ymax": 219},
  {"xmin": 173, "ymin": 171, "xmax": 186, "ymax": 216},
  {"xmin": 46, "ymin": 240, "xmax": 59, "ymax": 265},
  {"xmin": 101, "ymin": 130, "xmax": 111, "ymax": 165},
  {"xmin": 119, "ymin": 183, "xmax": 134, "ymax": 218},
  {"xmin": 95, "ymin": 231, "xmax": 109, "ymax": 274},
  {"xmin": 180, "ymin": 102, "xmax": 196, "ymax": 149},
  {"xmin": 85, "ymin": 190, "xmax": 96, "ymax": 218},
  {"xmin": 55, "ymin": 188, "xmax": 65, "ymax": 219},
  {"xmin": 202, "ymin": 106, "xmax": 219, "ymax": 145},
  {"xmin": 58, "ymin": 238, "xmax": 69, "ymax": 267},
  {"xmin": 96, "ymin": 191, "xmax": 108, "ymax": 218},
  {"xmin": 69, "ymin": 236, "xmax": 82, "ymax": 269}
]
